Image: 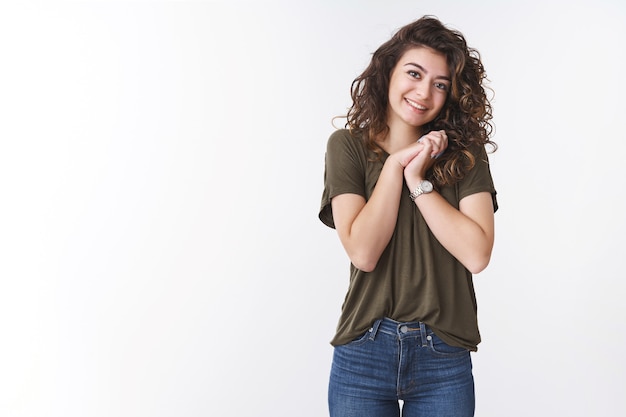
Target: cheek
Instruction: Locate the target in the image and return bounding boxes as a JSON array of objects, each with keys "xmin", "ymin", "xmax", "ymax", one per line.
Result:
[{"xmin": 434, "ymin": 96, "xmax": 448, "ymax": 113}]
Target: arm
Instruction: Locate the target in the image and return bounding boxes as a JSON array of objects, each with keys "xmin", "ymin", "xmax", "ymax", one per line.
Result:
[
  {"xmin": 331, "ymin": 144, "xmax": 425, "ymax": 272},
  {"xmin": 404, "ymin": 134, "xmax": 495, "ymax": 273},
  {"xmin": 411, "ymin": 190, "xmax": 494, "ymax": 273}
]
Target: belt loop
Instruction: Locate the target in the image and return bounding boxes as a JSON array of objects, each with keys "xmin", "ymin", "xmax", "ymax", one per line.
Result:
[
  {"xmin": 419, "ymin": 322, "xmax": 428, "ymax": 347},
  {"xmin": 368, "ymin": 319, "xmax": 382, "ymax": 341}
]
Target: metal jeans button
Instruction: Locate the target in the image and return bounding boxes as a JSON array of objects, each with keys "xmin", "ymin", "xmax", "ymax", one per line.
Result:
[{"xmin": 400, "ymin": 325, "xmax": 408, "ymax": 333}]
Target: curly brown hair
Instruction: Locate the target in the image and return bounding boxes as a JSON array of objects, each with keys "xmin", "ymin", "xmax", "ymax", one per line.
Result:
[{"xmin": 345, "ymin": 15, "xmax": 496, "ymax": 187}]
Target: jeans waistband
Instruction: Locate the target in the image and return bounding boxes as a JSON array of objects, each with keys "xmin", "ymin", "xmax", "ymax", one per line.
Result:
[{"xmin": 368, "ymin": 317, "xmax": 431, "ymax": 346}]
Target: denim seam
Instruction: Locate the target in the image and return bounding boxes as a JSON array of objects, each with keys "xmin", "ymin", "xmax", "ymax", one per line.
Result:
[
  {"xmin": 419, "ymin": 322, "xmax": 428, "ymax": 347},
  {"xmin": 396, "ymin": 336, "xmax": 403, "ymax": 399},
  {"xmin": 368, "ymin": 318, "xmax": 382, "ymax": 341}
]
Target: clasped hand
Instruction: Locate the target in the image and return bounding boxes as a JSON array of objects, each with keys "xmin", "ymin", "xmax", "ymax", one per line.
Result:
[{"xmin": 392, "ymin": 130, "xmax": 448, "ymax": 182}]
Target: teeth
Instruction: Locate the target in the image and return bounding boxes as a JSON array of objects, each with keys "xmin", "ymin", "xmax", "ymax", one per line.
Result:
[{"xmin": 406, "ymin": 99, "xmax": 426, "ymax": 110}]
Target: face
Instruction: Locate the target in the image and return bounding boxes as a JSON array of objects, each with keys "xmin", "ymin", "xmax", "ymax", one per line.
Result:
[{"xmin": 386, "ymin": 46, "xmax": 450, "ymax": 132}]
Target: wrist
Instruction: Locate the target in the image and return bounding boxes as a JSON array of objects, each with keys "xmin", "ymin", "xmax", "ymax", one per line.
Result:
[
  {"xmin": 387, "ymin": 155, "xmax": 407, "ymax": 171},
  {"xmin": 404, "ymin": 172, "xmax": 426, "ymax": 191},
  {"xmin": 409, "ymin": 179, "xmax": 434, "ymax": 201}
]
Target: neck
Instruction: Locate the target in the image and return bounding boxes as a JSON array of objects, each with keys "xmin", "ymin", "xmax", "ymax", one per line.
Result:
[{"xmin": 377, "ymin": 119, "xmax": 423, "ymax": 154}]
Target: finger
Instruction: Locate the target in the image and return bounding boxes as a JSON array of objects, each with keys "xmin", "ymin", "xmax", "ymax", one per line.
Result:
[
  {"xmin": 431, "ymin": 130, "xmax": 448, "ymax": 158},
  {"xmin": 422, "ymin": 134, "xmax": 443, "ymax": 158},
  {"xmin": 439, "ymin": 130, "xmax": 448, "ymax": 146},
  {"xmin": 420, "ymin": 137, "xmax": 441, "ymax": 160},
  {"xmin": 415, "ymin": 136, "xmax": 429, "ymax": 154},
  {"xmin": 422, "ymin": 131, "xmax": 443, "ymax": 146}
]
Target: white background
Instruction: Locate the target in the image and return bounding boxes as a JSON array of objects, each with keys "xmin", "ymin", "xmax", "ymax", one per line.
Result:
[{"xmin": 1, "ymin": 1, "xmax": 625, "ymax": 416}]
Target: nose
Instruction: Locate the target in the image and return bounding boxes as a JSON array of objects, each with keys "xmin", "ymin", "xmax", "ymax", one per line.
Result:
[{"xmin": 415, "ymin": 81, "xmax": 430, "ymax": 100}]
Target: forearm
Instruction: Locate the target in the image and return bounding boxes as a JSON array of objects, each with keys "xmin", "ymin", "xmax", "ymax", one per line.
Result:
[
  {"xmin": 412, "ymin": 190, "xmax": 495, "ymax": 273},
  {"xmin": 334, "ymin": 158, "xmax": 405, "ymax": 271}
]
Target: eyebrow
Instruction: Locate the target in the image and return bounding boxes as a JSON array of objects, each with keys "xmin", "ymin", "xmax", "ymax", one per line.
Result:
[{"xmin": 404, "ymin": 62, "xmax": 451, "ymax": 81}]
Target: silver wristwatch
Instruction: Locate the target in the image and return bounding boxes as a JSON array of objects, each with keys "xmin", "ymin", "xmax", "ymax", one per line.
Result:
[{"xmin": 409, "ymin": 180, "xmax": 433, "ymax": 201}]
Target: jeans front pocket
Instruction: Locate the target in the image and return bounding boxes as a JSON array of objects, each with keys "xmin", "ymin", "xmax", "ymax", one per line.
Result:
[
  {"xmin": 343, "ymin": 327, "xmax": 373, "ymax": 347},
  {"xmin": 427, "ymin": 332, "xmax": 469, "ymax": 357}
]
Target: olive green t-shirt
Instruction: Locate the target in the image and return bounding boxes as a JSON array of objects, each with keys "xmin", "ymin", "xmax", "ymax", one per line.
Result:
[{"xmin": 319, "ymin": 129, "xmax": 498, "ymax": 351}]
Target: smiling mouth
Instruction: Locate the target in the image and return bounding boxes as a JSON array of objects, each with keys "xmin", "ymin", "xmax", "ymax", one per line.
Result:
[{"xmin": 405, "ymin": 98, "xmax": 426, "ymax": 111}]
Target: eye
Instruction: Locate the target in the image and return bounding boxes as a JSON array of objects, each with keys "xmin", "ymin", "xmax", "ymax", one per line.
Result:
[
  {"xmin": 434, "ymin": 82, "xmax": 449, "ymax": 91},
  {"xmin": 407, "ymin": 70, "xmax": 421, "ymax": 79}
]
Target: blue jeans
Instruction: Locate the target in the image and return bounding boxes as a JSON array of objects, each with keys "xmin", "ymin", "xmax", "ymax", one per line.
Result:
[{"xmin": 328, "ymin": 318, "xmax": 475, "ymax": 417}]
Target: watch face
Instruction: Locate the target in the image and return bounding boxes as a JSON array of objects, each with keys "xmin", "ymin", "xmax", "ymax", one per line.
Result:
[{"xmin": 421, "ymin": 180, "xmax": 433, "ymax": 192}]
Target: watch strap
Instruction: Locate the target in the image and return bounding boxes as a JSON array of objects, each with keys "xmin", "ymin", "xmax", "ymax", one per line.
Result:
[{"xmin": 409, "ymin": 180, "xmax": 433, "ymax": 201}]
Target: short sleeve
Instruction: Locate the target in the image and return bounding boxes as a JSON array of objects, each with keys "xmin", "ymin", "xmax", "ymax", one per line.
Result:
[
  {"xmin": 318, "ymin": 130, "xmax": 367, "ymax": 229},
  {"xmin": 457, "ymin": 146, "xmax": 498, "ymax": 212}
]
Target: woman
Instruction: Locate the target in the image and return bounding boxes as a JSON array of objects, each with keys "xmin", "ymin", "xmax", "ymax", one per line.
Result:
[{"xmin": 319, "ymin": 16, "xmax": 498, "ymax": 417}]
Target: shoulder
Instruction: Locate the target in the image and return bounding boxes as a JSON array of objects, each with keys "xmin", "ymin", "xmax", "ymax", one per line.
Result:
[
  {"xmin": 326, "ymin": 129, "xmax": 371, "ymax": 164},
  {"xmin": 327, "ymin": 129, "xmax": 363, "ymax": 149},
  {"xmin": 468, "ymin": 143, "xmax": 490, "ymax": 161},
  {"xmin": 462, "ymin": 144, "xmax": 493, "ymax": 174}
]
